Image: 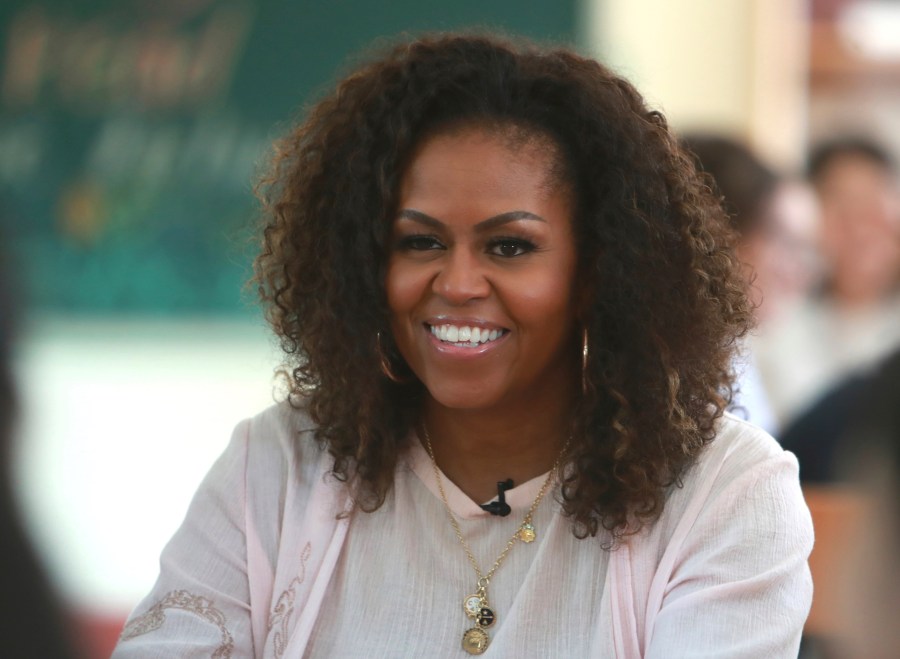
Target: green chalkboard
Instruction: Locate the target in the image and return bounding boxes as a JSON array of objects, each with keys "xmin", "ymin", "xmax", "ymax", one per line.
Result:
[{"xmin": 0, "ymin": 0, "xmax": 577, "ymax": 315}]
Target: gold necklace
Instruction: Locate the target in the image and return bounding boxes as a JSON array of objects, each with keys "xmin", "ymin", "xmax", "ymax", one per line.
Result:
[{"xmin": 421, "ymin": 425, "xmax": 567, "ymax": 655}]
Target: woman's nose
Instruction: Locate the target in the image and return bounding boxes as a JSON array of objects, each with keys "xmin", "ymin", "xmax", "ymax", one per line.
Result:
[{"xmin": 431, "ymin": 250, "xmax": 490, "ymax": 304}]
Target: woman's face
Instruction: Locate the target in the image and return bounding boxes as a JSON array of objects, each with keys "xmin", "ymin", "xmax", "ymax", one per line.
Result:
[{"xmin": 386, "ymin": 126, "xmax": 580, "ymax": 414}]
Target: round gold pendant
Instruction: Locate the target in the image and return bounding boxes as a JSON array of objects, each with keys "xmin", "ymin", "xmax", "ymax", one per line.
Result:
[
  {"xmin": 518, "ymin": 522, "xmax": 536, "ymax": 543},
  {"xmin": 462, "ymin": 627, "xmax": 490, "ymax": 654},
  {"xmin": 463, "ymin": 594, "xmax": 483, "ymax": 618}
]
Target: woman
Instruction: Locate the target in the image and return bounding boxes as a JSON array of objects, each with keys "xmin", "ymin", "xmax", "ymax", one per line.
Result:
[{"xmin": 113, "ymin": 34, "xmax": 812, "ymax": 657}]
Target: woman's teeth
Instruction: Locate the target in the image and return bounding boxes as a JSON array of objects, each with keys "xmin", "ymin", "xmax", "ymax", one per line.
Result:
[{"xmin": 430, "ymin": 324, "xmax": 504, "ymax": 346}]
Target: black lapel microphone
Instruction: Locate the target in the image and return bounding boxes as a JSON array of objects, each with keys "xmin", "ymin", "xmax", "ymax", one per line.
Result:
[{"xmin": 479, "ymin": 478, "xmax": 514, "ymax": 516}]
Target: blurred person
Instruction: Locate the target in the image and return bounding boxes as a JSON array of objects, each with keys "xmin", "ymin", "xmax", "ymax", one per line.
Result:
[
  {"xmin": 683, "ymin": 134, "xmax": 820, "ymax": 435},
  {"xmin": 113, "ymin": 34, "xmax": 812, "ymax": 657},
  {"xmin": 757, "ymin": 137, "xmax": 900, "ymax": 426},
  {"xmin": 812, "ymin": 138, "xmax": 900, "ymax": 311},
  {"xmin": 0, "ymin": 228, "xmax": 77, "ymax": 657},
  {"xmin": 834, "ymin": 346, "xmax": 900, "ymax": 659},
  {"xmin": 789, "ymin": 347, "xmax": 900, "ymax": 657},
  {"xmin": 775, "ymin": 349, "xmax": 900, "ymax": 659}
]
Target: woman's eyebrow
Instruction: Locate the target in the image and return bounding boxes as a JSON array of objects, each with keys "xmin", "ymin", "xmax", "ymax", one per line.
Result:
[{"xmin": 395, "ymin": 209, "xmax": 547, "ymax": 230}]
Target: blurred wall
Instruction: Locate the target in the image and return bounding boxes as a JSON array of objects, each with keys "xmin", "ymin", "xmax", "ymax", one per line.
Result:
[
  {"xmin": 587, "ymin": 0, "xmax": 810, "ymax": 170},
  {"xmin": 0, "ymin": 0, "xmax": 577, "ymax": 315}
]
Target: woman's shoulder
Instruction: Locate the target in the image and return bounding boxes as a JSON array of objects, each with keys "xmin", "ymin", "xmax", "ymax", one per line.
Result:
[
  {"xmin": 243, "ymin": 398, "xmax": 319, "ymax": 445},
  {"xmin": 622, "ymin": 418, "xmax": 813, "ymax": 658},
  {"xmin": 653, "ymin": 412, "xmax": 804, "ymax": 539},
  {"xmin": 631, "ymin": 411, "xmax": 812, "ymax": 578},
  {"xmin": 686, "ymin": 411, "xmax": 799, "ymax": 503},
  {"xmin": 706, "ymin": 411, "xmax": 792, "ymax": 471},
  {"xmin": 235, "ymin": 398, "xmax": 328, "ymax": 487},
  {"xmin": 640, "ymin": 412, "xmax": 802, "ymax": 539}
]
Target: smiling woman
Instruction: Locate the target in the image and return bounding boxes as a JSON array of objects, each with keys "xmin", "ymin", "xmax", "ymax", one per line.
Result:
[
  {"xmin": 113, "ymin": 33, "xmax": 813, "ymax": 658},
  {"xmin": 387, "ymin": 127, "xmax": 579, "ymax": 483}
]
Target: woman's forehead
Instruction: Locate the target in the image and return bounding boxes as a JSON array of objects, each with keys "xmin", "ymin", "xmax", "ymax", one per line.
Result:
[{"xmin": 403, "ymin": 121, "xmax": 571, "ymax": 192}]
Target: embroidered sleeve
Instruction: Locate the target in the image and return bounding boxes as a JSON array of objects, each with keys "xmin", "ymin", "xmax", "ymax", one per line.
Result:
[
  {"xmin": 112, "ymin": 420, "xmax": 255, "ymax": 658},
  {"xmin": 120, "ymin": 590, "xmax": 234, "ymax": 658}
]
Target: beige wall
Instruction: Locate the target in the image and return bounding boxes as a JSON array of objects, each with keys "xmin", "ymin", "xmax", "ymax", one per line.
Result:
[{"xmin": 582, "ymin": 0, "xmax": 810, "ymax": 170}]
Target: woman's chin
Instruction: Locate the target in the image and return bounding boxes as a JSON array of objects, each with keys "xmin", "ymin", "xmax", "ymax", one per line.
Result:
[{"xmin": 422, "ymin": 381, "xmax": 503, "ymax": 412}]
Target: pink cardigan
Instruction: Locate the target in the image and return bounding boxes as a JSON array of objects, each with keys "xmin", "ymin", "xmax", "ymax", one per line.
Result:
[{"xmin": 113, "ymin": 404, "xmax": 813, "ymax": 658}]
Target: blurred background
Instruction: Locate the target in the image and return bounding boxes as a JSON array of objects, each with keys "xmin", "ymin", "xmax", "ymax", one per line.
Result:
[{"xmin": 2, "ymin": 0, "xmax": 898, "ymax": 657}]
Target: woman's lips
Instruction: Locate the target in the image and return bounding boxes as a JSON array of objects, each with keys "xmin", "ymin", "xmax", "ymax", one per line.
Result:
[
  {"xmin": 428, "ymin": 322, "xmax": 507, "ymax": 346},
  {"xmin": 424, "ymin": 322, "xmax": 509, "ymax": 355}
]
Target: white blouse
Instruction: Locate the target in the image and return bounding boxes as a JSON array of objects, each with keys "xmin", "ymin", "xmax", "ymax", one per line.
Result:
[
  {"xmin": 305, "ymin": 442, "xmax": 612, "ymax": 657},
  {"xmin": 112, "ymin": 404, "xmax": 813, "ymax": 658}
]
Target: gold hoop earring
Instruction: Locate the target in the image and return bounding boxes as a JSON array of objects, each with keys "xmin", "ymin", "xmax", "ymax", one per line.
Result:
[
  {"xmin": 376, "ymin": 331, "xmax": 411, "ymax": 384},
  {"xmin": 581, "ymin": 327, "xmax": 589, "ymax": 396}
]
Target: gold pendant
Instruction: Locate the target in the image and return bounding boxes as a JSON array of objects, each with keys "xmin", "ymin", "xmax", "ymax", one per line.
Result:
[
  {"xmin": 462, "ymin": 627, "xmax": 490, "ymax": 654},
  {"xmin": 463, "ymin": 594, "xmax": 483, "ymax": 618},
  {"xmin": 518, "ymin": 522, "xmax": 536, "ymax": 543}
]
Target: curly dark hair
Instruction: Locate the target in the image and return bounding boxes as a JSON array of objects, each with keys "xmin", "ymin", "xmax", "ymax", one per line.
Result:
[
  {"xmin": 681, "ymin": 133, "xmax": 779, "ymax": 237},
  {"xmin": 253, "ymin": 33, "xmax": 752, "ymax": 541}
]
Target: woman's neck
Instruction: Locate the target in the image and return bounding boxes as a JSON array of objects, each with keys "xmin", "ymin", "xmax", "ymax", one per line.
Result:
[{"xmin": 421, "ymin": 398, "xmax": 571, "ymax": 504}]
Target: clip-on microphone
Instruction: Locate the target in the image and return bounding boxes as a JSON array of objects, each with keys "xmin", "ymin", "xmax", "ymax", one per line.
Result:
[{"xmin": 480, "ymin": 478, "xmax": 514, "ymax": 516}]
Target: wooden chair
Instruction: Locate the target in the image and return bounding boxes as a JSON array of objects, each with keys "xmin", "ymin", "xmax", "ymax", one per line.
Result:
[{"xmin": 802, "ymin": 485, "xmax": 872, "ymax": 638}]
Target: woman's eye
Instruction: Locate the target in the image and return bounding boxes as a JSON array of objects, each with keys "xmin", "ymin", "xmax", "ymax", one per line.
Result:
[
  {"xmin": 396, "ymin": 235, "xmax": 444, "ymax": 251},
  {"xmin": 487, "ymin": 238, "xmax": 536, "ymax": 258}
]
